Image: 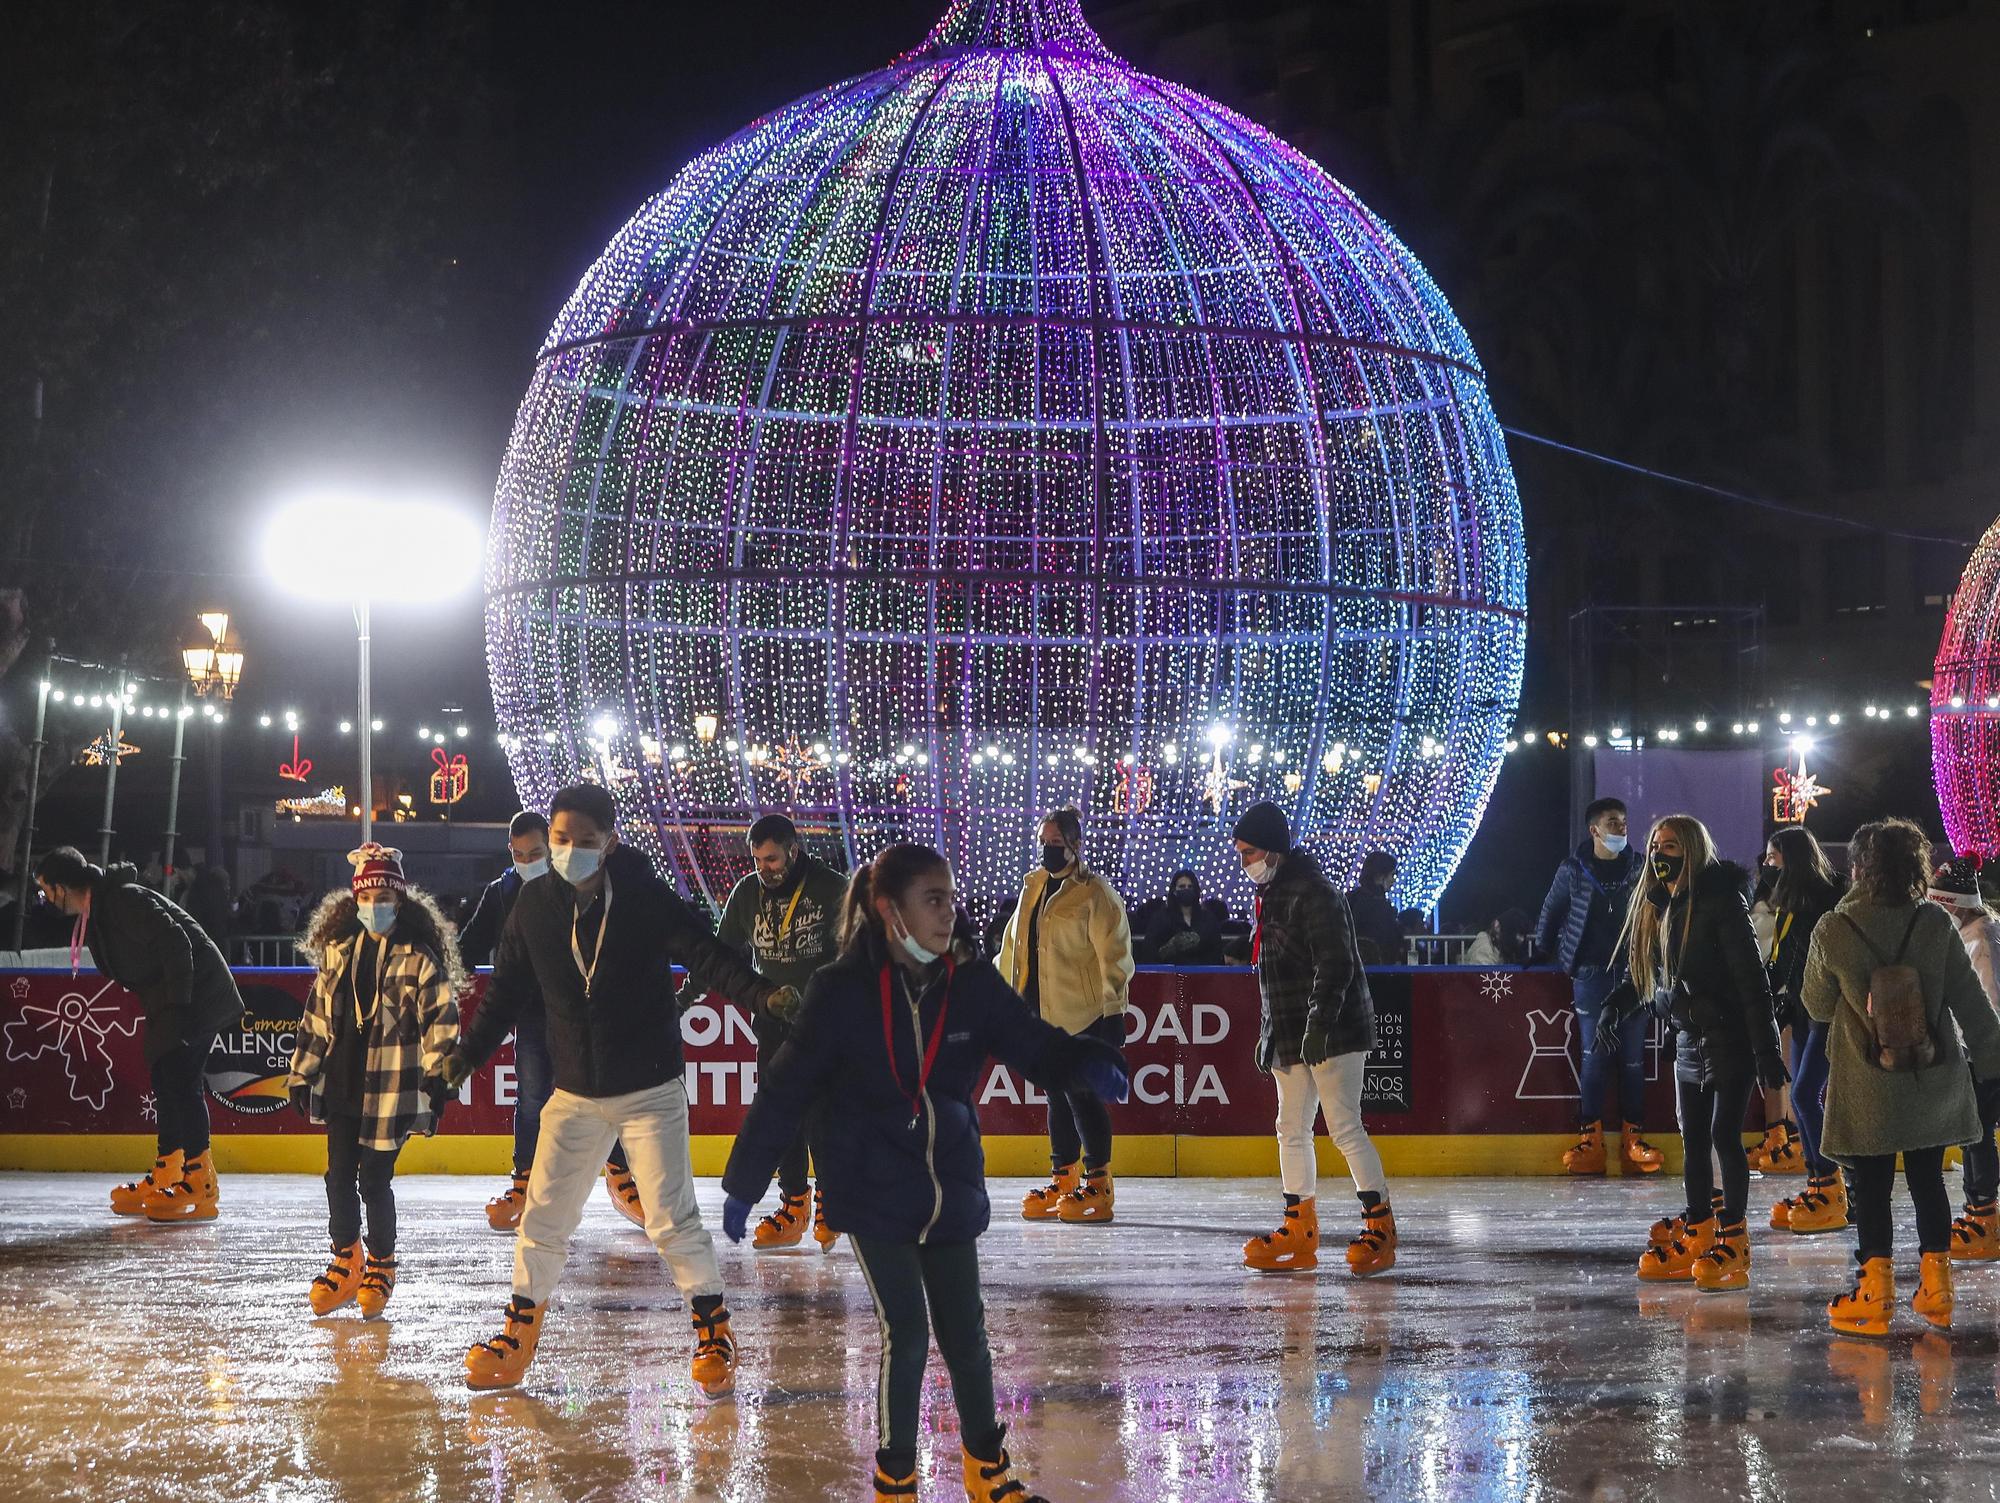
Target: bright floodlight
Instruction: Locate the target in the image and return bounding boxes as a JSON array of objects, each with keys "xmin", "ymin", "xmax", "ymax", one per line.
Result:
[{"xmin": 263, "ymin": 495, "xmax": 483, "ymax": 602}]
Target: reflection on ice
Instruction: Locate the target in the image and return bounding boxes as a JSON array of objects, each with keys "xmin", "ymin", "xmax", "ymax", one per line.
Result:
[{"xmin": 0, "ymin": 1173, "xmax": 1992, "ymax": 1499}]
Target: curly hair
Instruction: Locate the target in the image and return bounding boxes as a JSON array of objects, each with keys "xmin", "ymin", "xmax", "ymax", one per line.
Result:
[
  {"xmin": 298, "ymin": 883, "xmax": 470, "ymax": 996},
  {"xmin": 1847, "ymin": 818, "xmax": 1933, "ymax": 907}
]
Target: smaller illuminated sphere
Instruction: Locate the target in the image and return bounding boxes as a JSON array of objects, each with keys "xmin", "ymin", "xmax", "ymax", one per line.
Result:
[{"xmin": 1934, "ymin": 514, "xmax": 2000, "ymax": 858}]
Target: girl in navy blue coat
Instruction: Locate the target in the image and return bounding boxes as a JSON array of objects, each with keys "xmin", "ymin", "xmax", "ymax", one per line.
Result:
[{"xmin": 722, "ymin": 843, "xmax": 1126, "ymax": 1503}]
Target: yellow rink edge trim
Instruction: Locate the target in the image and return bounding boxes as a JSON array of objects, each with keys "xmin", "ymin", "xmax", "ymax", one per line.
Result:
[{"xmin": 0, "ymin": 1131, "xmax": 1719, "ymax": 1177}]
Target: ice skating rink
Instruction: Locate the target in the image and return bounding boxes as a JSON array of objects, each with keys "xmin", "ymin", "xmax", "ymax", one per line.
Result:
[{"xmin": 4, "ymin": 1171, "xmax": 1998, "ymax": 1501}]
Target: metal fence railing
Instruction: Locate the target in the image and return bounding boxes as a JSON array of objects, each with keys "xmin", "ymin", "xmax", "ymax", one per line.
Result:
[
  {"xmin": 232, "ymin": 931, "xmax": 1490, "ymax": 968},
  {"xmin": 234, "ymin": 934, "xmax": 304, "ymax": 967}
]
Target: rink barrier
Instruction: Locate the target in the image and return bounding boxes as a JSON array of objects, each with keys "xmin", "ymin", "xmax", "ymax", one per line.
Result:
[{"xmin": 0, "ymin": 964, "xmax": 1729, "ymax": 1176}]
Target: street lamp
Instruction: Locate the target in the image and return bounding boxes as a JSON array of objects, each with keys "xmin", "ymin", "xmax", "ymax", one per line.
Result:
[
  {"xmin": 261, "ymin": 493, "xmax": 483, "ymax": 843},
  {"xmin": 181, "ymin": 613, "xmax": 245, "ymax": 872}
]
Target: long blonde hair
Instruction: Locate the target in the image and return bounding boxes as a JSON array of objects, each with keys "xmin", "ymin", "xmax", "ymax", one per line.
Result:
[{"xmin": 1620, "ymin": 814, "xmax": 1718, "ymax": 990}]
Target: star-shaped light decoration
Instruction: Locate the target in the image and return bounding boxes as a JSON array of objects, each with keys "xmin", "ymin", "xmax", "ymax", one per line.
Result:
[
  {"xmin": 78, "ymin": 730, "xmax": 140, "ymax": 767},
  {"xmin": 1772, "ymin": 754, "xmax": 1832, "ymax": 825},
  {"xmin": 758, "ymin": 737, "xmax": 831, "ymax": 806},
  {"xmin": 1200, "ymin": 750, "xmax": 1250, "ymax": 817}
]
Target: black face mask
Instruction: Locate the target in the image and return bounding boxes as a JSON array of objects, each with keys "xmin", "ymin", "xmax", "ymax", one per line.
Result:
[
  {"xmin": 1651, "ymin": 852, "xmax": 1686, "ymax": 885},
  {"xmin": 1041, "ymin": 844, "xmax": 1071, "ymax": 874},
  {"xmin": 1173, "ymin": 885, "xmax": 1197, "ymax": 904}
]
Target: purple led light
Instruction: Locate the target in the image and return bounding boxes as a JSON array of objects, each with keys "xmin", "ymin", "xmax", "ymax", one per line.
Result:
[{"xmin": 486, "ymin": 0, "xmax": 1526, "ymax": 910}]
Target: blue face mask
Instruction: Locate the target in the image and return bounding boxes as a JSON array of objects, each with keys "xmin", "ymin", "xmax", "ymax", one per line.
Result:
[
  {"xmin": 357, "ymin": 900, "xmax": 398, "ymax": 936},
  {"xmin": 551, "ymin": 844, "xmax": 602, "ymax": 884},
  {"xmin": 513, "ymin": 857, "xmax": 550, "ymax": 883},
  {"xmin": 1598, "ymin": 834, "xmax": 1628, "ymax": 854}
]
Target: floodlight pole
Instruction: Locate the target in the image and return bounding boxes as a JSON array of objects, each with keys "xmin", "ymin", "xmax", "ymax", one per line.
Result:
[
  {"xmin": 356, "ymin": 597, "xmax": 373, "ymax": 846},
  {"xmin": 96, "ymin": 655, "xmax": 128, "ymax": 867},
  {"xmin": 11, "ymin": 653, "xmax": 52, "ymax": 952},
  {"xmin": 161, "ymin": 681, "xmax": 189, "ymax": 890}
]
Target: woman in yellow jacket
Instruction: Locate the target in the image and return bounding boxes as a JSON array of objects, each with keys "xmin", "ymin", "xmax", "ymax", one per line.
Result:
[{"xmin": 998, "ymin": 807, "xmax": 1135, "ymax": 1223}]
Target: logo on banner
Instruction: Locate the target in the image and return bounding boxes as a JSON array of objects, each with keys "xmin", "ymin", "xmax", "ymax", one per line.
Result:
[
  {"xmin": 204, "ymin": 984, "xmax": 303, "ymax": 1115},
  {"xmin": 2, "ymin": 979, "xmax": 137, "ymax": 1111}
]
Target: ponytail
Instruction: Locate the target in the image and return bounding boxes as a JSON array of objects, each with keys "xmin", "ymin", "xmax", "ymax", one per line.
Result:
[{"xmin": 839, "ymin": 865, "xmax": 879, "ymax": 957}]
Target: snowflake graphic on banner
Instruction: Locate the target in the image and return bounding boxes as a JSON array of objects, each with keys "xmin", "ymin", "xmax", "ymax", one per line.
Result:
[
  {"xmin": 3, "ymin": 980, "xmax": 136, "ymax": 1111},
  {"xmin": 1479, "ymin": 972, "xmax": 1515, "ymax": 1002},
  {"xmin": 139, "ymin": 1092, "xmax": 158, "ymax": 1124}
]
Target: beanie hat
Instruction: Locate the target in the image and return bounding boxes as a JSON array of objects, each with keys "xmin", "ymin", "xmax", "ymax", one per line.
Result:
[
  {"xmin": 1231, "ymin": 801, "xmax": 1290, "ymax": 854},
  {"xmin": 349, "ymin": 843, "xmax": 408, "ymax": 895},
  {"xmin": 1928, "ymin": 855, "xmax": 1984, "ymax": 910}
]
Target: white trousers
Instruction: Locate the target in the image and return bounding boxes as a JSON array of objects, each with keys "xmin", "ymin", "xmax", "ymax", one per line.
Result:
[
  {"xmin": 514, "ymin": 1079, "xmax": 722, "ymax": 1307},
  {"xmin": 1273, "ymin": 1052, "xmax": 1388, "ymax": 1200}
]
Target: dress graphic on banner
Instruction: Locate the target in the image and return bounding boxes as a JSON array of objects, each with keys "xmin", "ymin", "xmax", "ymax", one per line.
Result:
[{"xmin": 1517, "ymin": 1009, "xmax": 1581, "ymax": 1101}]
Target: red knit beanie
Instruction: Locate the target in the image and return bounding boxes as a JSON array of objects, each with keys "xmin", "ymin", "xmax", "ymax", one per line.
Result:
[{"xmin": 349, "ymin": 843, "xmax": 408, "ymax": 896}]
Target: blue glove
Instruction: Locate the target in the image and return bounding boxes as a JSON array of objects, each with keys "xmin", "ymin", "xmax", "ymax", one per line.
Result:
[
  {"xmin": 721, "ymin": 1194, "xmax": 754, "ymax": 1244},
  {"xmin": 1082, "ymin": 1055, "xmax": 1128, "ymax": 1103},
  {"xmin": 1067, "ymin": 1033, "xmax": 1128, "ymax": 1102}
]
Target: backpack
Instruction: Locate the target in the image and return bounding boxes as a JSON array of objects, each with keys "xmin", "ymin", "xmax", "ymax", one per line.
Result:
[{"xmin": 1836, "ymin": 908, "xmax": 1934, "ymax": 1072}]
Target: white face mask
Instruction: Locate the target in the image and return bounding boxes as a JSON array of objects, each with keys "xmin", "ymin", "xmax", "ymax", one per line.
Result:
[
  {"xmin": 890, "ymin": 909, "xmax": 941, "ymax": 965},
  {"xmin": 1245, "ymin": 857, "xmax": 1276, "ymax": 886},
  {"xmin": 551, "ymin": 845, "xmax": 603, "ymax": 884},
  {"xmin": 356, "ymin": 900, "xmax": 398, "ymax": 936},
  {"xmin": 1597, "ymin": 833, "xmax": 1628, "ymax": 854},
  {"xmin": 513, "ymin": 857, "xmax": 550, "ymax": 883}
]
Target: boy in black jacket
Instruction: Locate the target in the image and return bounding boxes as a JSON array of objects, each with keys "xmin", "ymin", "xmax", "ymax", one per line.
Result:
[{"xmin": 443, "ymin": 785, "xmax": 793, "ymax": 1397}]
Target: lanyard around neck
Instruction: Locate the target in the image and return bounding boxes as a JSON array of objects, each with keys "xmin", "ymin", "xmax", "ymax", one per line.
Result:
[
  {"xmin": 571, "ymin": 870, "xmax": 614, "ymax": 994},
  {"xmin": 1767, "ymin": 909, "xmax": 1794, "ymax": 965},
  {"xmin": 881, "ymin": 958, "xmax": 953, "ymax": 1121},
  {"xmin": 348, "ymin": 932, "xmax": 385, "ymax": 1029},
  {"xmin": 775, "ymin": 879, "xmax": 806, "ymax": 943}
]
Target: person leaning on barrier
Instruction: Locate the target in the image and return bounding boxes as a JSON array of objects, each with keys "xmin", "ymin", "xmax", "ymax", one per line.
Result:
[{"xmin": 1145, "ymin": 868, "xmax": 1223, "ymax": 966}]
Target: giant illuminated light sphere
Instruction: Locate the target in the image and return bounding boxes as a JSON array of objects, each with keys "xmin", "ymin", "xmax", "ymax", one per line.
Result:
[
  {"xmin": 486, "ymin": 0, "xmax": 1527, "ymax": 911},
  {"xmin": 1933, "ymin": 515, "xmax": 2000, "ymax": 859}
]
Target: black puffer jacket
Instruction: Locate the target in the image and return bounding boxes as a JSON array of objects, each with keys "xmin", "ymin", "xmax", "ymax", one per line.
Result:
[
  {"xmin": 460, "ymin": 844, "xmax": 776, "ymax": 1098},
  {"xmin": 1766, "ymin": 879, "xmax": 1843, "ymax": 1032},
  {"xmin": 1659, "ymin": 861, "xmax": 1783, "ymax": 1086},
  {"xmin": 1254, "ymin": 848, "xmax": 1374, "ymax": 1067},
  {"xmin": 83, "ymin": 869, "xmax": 244, "ymax": 1064},
  {"xmin": 723, "ymin": 934, "xmax": 1119, "ymax": 1245}
]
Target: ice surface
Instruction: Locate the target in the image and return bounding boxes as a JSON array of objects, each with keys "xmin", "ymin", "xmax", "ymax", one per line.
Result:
[{"xmin": 0, "ymin": 1172, "xmax": 1992, "ymax": 1500}]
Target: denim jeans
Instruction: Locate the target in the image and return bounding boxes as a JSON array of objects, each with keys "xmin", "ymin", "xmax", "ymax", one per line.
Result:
[
  {"xmin": 1572, "ymin": 967, "xmax": 1645, "ymax": 1126},
  {"xmin": 1789, "ymin": 1021, "xmax": 1831, "ymax": 1176},
  {"xmin": 511, "ymin": 1003, "xmax": 554, "ymax": 1175}
]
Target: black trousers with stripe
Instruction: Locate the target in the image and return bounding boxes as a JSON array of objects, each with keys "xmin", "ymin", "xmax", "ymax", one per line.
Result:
[{"xmin": 850, "ymin": 1236, "xmax": 1001, "ymax": 1477}]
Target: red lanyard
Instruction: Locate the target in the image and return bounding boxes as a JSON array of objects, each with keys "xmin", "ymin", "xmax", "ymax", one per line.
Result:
[
  {"xmin": 1251, "ymin": 895, "xmax": 1263, "ymax": 965},
  {"xmin": 880, "ymin": 959, "xmax": 954, "ymax": 1122}
]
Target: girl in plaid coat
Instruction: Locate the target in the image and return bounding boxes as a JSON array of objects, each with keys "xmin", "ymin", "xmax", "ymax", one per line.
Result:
[{"xmin": 289, "ymin": 845, "xmax": 464, "ymax": 1318}]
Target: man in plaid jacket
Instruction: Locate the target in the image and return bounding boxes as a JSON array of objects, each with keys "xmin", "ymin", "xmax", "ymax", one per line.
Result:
[{"xmin": 1229, "ymin": 802, "xmax": 1396, "ymax": 1279}]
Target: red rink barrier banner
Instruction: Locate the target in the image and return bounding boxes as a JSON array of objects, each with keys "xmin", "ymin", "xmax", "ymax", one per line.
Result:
[{"xmin": 0, "ymin": 965, "xmax": 1691, "ymax": 1168}]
